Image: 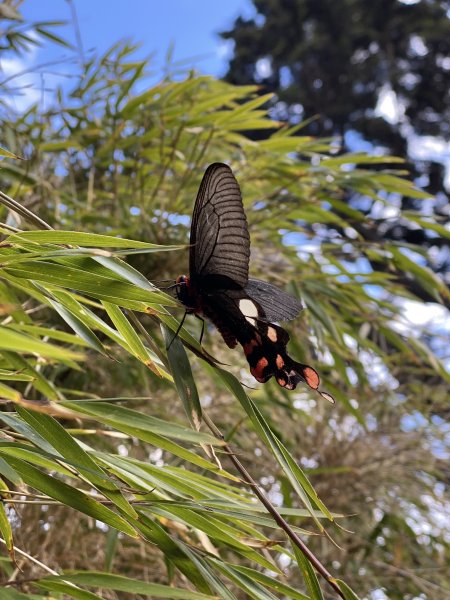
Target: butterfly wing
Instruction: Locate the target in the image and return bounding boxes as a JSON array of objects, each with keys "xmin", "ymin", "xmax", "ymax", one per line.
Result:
[
  {"xmin": 203, "ymin": 287, "xmax": 333, "ymax": 401},
  {"xmin": 189, "ymin": 163, "xmax": 250, "ymax": 288},
  {"xmin": 244, "ymin": 278, "xmax": 303, "ymax": 322}
]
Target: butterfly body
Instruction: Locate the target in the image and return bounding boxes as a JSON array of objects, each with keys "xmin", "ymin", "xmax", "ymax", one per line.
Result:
[{"xmin": 175, "ymin": 163, "xmax": 333, "ymax": 401}]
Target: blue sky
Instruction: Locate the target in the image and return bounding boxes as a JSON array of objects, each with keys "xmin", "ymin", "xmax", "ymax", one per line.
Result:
[{"xmin": 21, "ymin": 0, "xmax": 254, "ymax": 78}]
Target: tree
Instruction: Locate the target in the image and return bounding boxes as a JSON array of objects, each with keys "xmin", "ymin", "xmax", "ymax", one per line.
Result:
[
  {"xmin": 221, "ymin": 0, "xmax": 450, "ymax": 295},
  {"xmin": 0, "ymin": 4, "xmax": 449, "ymax": 599}
]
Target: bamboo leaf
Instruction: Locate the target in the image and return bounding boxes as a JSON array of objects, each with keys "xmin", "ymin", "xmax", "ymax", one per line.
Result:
[
  {"xmin": 16, "ymin": 407, "xmax": 139, "ymax": 519},
  {"xmin": 7, "ymin": 230, "xmax": 179, "ymax": 249},
  {"xmin": 36, "ymin": 579, "xmax": 103, "ymax": 600},
  {"xmin": 48, "ymin": 298, "xmax": 108, "ymax": 355},
  {"xmin": 3, "ymin": 262, "xmax": 175, "ymax": 307},
  {"xmin": 0, "ymin": 326, "xmax": 83, "ymax": 361},
  {"xmin": 40, "ymin": 571, "xmax": 216, "ymax": 599},
  {"xmin": 334, "ymin": 579, "xmax": 361, "ymax": 600},
  {"xmin": 0, "ymin": 145, "xmax": 23, "ymax": 159},
  {"xmin": 162, "ymin": 323, "xmax": 202, "ymax": 429},
  {"xmin": 0, "ymin": 455, "xmax": 138, "ymax": 537},
  {"xmin": 0, "ymin": 478, "xmax": 15, "ymax": 564},
  {"xmin": 293, "ymin": 546, "xmax": 324, "ymax": 600},
  {"xmin": 61, "ymin": 400, "xmax": 218, "ymax": 446}
]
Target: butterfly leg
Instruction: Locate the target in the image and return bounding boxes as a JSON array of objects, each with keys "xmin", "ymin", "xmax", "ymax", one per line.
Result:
[
  {"xmin": 167, "ymin": 310, "xmax": 188, "ymax": 350},
  {"xmin": 195, "ymin": 314, "xmax": 206, "ymax": 345}
]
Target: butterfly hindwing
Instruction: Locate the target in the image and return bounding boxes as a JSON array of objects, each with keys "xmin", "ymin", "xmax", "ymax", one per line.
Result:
[
  {"xmin": 243, "ymin": 320, "xmax": 322, "ymax": 392},
  {"xmin": 244, "ymin": 278, "xmax": 303, "ymax": 322},
  {"xmin": 202, "ymin": 288, "xmax": 324, "ymax": 394}
]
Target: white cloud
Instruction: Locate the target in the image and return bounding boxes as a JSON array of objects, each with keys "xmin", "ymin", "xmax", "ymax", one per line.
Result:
[
  {"xmin": 0, "ymin": 33, "xmax": 71, "ymax": 113},
  {"xmin": 393, "ymin": 299, "xmax": 450, "ymax": 333},
  {"xmin": 0, "ymin": 54, "xmax": 42, "ymax": 111}
]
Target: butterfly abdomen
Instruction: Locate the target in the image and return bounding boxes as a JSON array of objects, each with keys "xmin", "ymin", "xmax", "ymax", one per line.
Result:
[{"xmin": 202, "ymin": 303, "xmax": 238, "ymax": 349}]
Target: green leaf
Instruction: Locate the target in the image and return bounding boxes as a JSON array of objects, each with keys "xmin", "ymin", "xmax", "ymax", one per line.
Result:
[
  {"xmin": 389, "ymin": 245, "xmax": 447, "ymax": 300},
  {"xmin": 36, "ymin": 579, "xmax": 103, "ymax": 599},
  {"xmin": 7, "ymin": 323, "xmax": 91, "ymax": 347},
  {"xmin": 49, "ymin": 289, "xmax": 134, "ymax": 347},
  {"xmin": 292, "ymin": 546, "xmax": 324, "ymax": 600},
  {"xmin": 0, "ymin": 590, "xmax": 39, "ymax": 600},
  {"xmin": 0, "ymin": 145, "xmax": 23, "ymax": 159},
  {"xmin": 35, "ymin": 26, "xmax": 74, "ymax": 49},
  {"xmin": 0, "ymin": 441, "xmax": 80, "ymax": 479},
  {"xmin": 209, "ymin": 559, "xmax": 280, "ymax": 600},
  {"xmin": 162, "ymin": 323, "xmax": 202, "ymax": 429},
  {"xmin": 0, "ymin": 326, "xmax": 83, "ymax": 361},
  {"xmin": 3, "ymin": 262, "xmax": 175, "ymax": 307},
  {"xmin": 177, "ymin": 542, "xmax": 239, "ymax": 600},
  {"xmin": 0, "ymin": 457, "xmax": 22, "ymax": 485},
  {"xmin": 39, "ymin": 140, "xmax": 82, "ymax": 152},
  {"xmin": 104, "ymin": 528, "xmax": 119, "ymax": 572},
  {"xmin": 0, "ymin": 381, "xmax": 21, "ymax": 402},
  {"xmin": 231, "ymin": 564, "xmax": 310, "ymax": 600},
  {"xmin": 0, "ymin": 454, "xmax": 138, "ymax": 537},
  {"xmin": 334, "ymin": 579, "xmax": 362, "ymax": 600},
  {"xmin": 16, "ymin": 407, "xmax": 138, "ymax": 519},
  {"xmin": 40, "ymin": 571, "xmax": 216, "ymax": 599},
  {"xmin": 48, "ymin": 298, "xmax": 108, "ymax": 355},
  {"xmin": 94, "ymin": 255, "xmax": 160, "ymax": 290},
  {"xmin": 62, "ymin": 400, "xmax": 218, "ymax": 446},
  {"xmin": 0, "ymin": 479, "xmax": 14, "ymax": 564},
  {"xmin": 103, "ymin": 302, "xmax": 158, "ymax": 368},
  {"xmin": 7, "ymin": 229, "xmax": 179, "ymax": 249},
  {"xmin": 322, "ymin": 152, "xmax": 404, "ymax": 166},
  {"xmin": 1, "ymin": 351, "xmax": 62, "ymax": 401}
]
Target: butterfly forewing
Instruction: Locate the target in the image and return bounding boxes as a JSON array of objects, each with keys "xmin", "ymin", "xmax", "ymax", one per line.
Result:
[{"xmin": 190, "ymin": 163, "xmax": 250, "ymax": 288}]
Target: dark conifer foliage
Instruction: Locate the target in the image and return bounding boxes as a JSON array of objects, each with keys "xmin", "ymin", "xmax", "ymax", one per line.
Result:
[{"xmin": 221, "ymin": 0, "xmax": 450, "ymax": 288}]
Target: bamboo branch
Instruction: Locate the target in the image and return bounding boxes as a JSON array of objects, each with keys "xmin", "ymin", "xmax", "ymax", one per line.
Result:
[{"xmin": 202, "ymin": 412, "xmax": 345, "ymax": 599}]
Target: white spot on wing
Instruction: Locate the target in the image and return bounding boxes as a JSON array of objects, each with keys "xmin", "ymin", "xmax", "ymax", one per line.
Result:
[{"xmin": 239, "ymin": 299, "xmax": 258, "ymax": 326}]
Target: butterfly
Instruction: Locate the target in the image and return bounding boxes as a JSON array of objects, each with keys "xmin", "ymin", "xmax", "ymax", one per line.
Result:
[{"xmin": 175, "ymin": 163, "xmax": 333, "ymax": 402}]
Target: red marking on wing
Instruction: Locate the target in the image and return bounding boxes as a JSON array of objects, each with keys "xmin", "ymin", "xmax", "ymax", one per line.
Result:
[
  {"xmin": 275, "ymin": 354, "xmax": 284, "ymax": 369},
  {"xmin": 303, "ymin": 366, "xmax": 320, "ymax": 389},
  {"xmin": 250, "ymin": 357, "xmax": 269, "ymax": 382}
]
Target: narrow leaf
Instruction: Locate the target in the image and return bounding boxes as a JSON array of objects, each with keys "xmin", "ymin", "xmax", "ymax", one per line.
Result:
[
  {"xmin": 162, "ymin": 323, "xmax": 202, "ymax": 429},
  {"xmin": 0, "ymin": 455, "xmax": 138, "ymax": 537}
]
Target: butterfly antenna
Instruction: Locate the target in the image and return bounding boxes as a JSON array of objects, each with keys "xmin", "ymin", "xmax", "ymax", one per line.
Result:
[
  {"xmin": 149, "ymin": 278, "xmax": 176, "ymax": 284},
  {"xmin": 159, "ymin": 283, "xmax": 179, "ymax": 291}
]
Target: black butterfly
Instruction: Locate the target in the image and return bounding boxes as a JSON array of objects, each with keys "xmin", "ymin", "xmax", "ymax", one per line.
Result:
[{"xmin": 175, "ymin": 163, "xmax": 333, "ymax": 402}]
